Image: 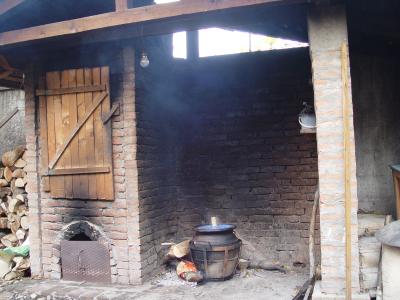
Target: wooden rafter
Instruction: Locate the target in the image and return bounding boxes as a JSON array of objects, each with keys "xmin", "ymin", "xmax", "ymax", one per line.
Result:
[
  {"xmin": 0, "ymin": 54, "xmax": 23, "ymax": 87},
  {"xmin": 0, "ymin": 0, "xmax": 24, "ymax": 15},
  {"xmin": 0, "ymin": 0, "xmax": 301, "ymax": 46}
]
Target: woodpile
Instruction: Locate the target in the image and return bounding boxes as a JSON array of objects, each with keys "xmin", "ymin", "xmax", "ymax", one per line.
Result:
[{"xmin": 0, "ymin": 145, "xmax": 29, "ymax": 249}]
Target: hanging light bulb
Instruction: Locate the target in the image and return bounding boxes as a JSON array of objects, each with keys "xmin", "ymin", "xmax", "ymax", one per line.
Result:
[{"xmin": 140, "ymin": 51, "xmax": 150, "ymax": 68}]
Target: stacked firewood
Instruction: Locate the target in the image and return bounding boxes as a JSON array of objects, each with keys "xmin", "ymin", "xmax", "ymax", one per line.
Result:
[{"xmin": 0, "ymin": 145, "xmax": 29, "ymax": 249}]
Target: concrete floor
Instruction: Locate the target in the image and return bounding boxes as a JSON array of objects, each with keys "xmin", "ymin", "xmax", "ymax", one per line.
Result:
[{"xmin": 0, "ymin": 269, "xmax": 308, "ymax": 300}]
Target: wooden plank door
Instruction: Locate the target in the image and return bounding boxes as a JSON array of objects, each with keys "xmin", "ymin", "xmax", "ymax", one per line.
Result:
[{"xmin": 38, "ymin": 67, "xmax": 114, "ymax": 200}]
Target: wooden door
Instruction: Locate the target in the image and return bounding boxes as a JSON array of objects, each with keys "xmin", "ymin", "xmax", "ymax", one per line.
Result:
[{"xmin": 37, "ymin": 67, "xmax": 114, "ymax": 200}]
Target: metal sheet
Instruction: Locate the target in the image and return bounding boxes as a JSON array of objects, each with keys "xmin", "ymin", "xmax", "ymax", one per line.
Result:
[{"xmin": 61, "ymin": 240, "xmax": 111, "ymax": 283}]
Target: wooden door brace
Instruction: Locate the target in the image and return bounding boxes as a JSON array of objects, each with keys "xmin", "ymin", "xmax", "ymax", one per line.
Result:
[
  {"xmin": 102, "ymin": 102, "xmax": 120, "ymax": 124},
  {"xmin": 48, "ymin": 91, "xmax": 108, "ymax": 169}
]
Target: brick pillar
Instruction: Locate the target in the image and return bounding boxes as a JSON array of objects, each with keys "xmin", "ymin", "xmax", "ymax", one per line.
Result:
[
  {"xmin": 308, "ymin": 5, "xmax": 364, "ymax": 298},
  {"xmin": 24, "ymin": 65, "xmax": 43, "ymax": 278},
  {"xmin": 120, "ymin": 46, "xmax": 143, "ymax": 284}
]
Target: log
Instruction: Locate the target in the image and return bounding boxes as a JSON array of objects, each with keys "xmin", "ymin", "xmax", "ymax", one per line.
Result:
[
  {"xmin": 15, "ymin": 229, "xmax": 25, "ymax": 240},
  {"xmin": 1, "ymin": 145, "xmax": 25, "ymax": 167},
  {"xmin": 11, "ymin": 186, "xmax": 25, "ymax": 196},
  {"xmin": 7, "ymin": 212, "xmax": 21, "ymax": 227},
  {"xmin": 16, "ymin": 204, "xmax": 27, "ymax": 217},
  {"xmin": 13, "ymin": 158, "xmax": 26, "ymax": 169},
  {"xmin": 0, "ymin": 179, "xmax": 8, "ymax": 187},
  {"xmin": 0, "ymin": 202, "xmax": 7, "ymax": 212},
  {"xmin": 9, "ymin": 216, "xmax": 21, "ymax": 234},
  {"xmin": 3, "ymin": 271, "xmax": 23, "ymax": 281},
  {"xmin": 248, "ymin": 260, "xmax": 286, "ymax": 272},
  {"xmin": 15, "ymin": 194, "xmax": 25, "ymax": 202},
  {"xmin": 0, "ymin": 187, "xmax": 11, "ymax": 198},
  {"xmin": 0, "ymin": 216, "xmax": 7, "ymax": 229},
  {"xmin": 12, "ymin": 257, "xmax": 30, "ymax": 272},
  {"xmin": 3, "ymin": 167, "xmax": 12, "ymax": 182},
  {"xmin": 14, "ymin": 178, "xmax": 25, "ymax": 188},
  {"xmin": 11, "ymin": 169, "xmax": 25, "ymax": 179},
  {"xmin": 8, "ymin": 197, "xmax": 23, "ymax": 213},
  {"xmin": 169, "ymin": 240, "xmax": 190, "ymax": 258},
  {"xmin": 1, "ymin": 233, "xmax": 17, "ymax": 247},
  {"xmin": 20, "ymin": 216, "xmax": 28, "ymax": 230}
]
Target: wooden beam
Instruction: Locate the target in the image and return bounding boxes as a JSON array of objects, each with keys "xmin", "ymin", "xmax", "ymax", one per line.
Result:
[
  {"xmin": 115, "ymin": 0, "xmax": 128, "ymax": 11},
  {"xmin": 36, "ymin": 84, "xmax": 106, "ymax": 96},
  {"xmin": 0, "ymin": 0, "xmax": 24, "ymax": 15},
  {"xmin": 45, "ymin": 166, "xmax": 110, "ymax": 176},
  {"xmin": 0, "ymin": 0, "xmax": 297, "ymax": 46}
]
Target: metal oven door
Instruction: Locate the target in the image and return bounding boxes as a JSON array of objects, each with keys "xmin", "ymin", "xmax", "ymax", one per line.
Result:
[{"xmin": 61, "ymin": 240, "xmax": 111, "ymax": 283}]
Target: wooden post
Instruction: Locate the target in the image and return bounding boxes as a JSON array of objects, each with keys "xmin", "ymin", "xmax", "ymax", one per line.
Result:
[
  {"xmin": 115, "ymin": 0, "xmax": 128, "ymax": 11},
  {"xmin": 341, "ymin": 42, "xmax": 352, "ymax": 300},
  {"xmin": 187, "ymin": 30, "xmax": 199, "ymax": 60}
]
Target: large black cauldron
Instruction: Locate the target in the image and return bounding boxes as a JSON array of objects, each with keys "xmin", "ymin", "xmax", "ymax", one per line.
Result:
[{"xmin": 190, "ymin": 224, "xmax": 241, "ymax": 281}]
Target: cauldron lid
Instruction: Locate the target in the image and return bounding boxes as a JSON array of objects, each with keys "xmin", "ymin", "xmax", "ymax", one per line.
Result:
[{"xmin": 195, "ymin": 224, "xmax": 236, "ymax": 233}]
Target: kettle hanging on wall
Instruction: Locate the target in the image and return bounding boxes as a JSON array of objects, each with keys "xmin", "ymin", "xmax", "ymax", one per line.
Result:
[{"xmin": 298, "ymin": 102, "xmax": 316, "ymax": 130}]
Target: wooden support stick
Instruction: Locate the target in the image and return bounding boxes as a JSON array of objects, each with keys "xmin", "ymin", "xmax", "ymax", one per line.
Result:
[
  {"xmin": 309, "ymin": 186, "xmax": 319, "ymax": 279},
  {"xmin": 341, "ymin": 42, "xmax": 352, "ymax": 300}
]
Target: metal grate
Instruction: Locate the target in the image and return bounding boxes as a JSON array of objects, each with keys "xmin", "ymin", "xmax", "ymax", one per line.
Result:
[{"xmin": 61, "ymin": 240, "xmax": 111, "ymax": 283}]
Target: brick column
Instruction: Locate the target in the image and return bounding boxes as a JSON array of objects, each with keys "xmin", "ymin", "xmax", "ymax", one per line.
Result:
[
  {"xmin": 24, "ymin": 65, "xmax": 43, "ymax": 278},
  {"xmin": 308, "ymin": 5, "xmax": 364, "ymax": 298},
  {"xmin": 120, "ymin": 46, "xmax": 142, "ymax": 284}
]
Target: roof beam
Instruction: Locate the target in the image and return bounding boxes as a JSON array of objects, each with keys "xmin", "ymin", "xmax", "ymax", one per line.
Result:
[
  {"xmin": 0, "ymin": 0, "xmax": 297, "ymax": 47},
  {"xmin": 0, "ymin": 0, "xmax": 24, "ymax": 15}
]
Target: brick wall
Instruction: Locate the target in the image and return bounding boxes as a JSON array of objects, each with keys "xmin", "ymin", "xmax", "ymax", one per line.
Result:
[
  {"xmin": 352, "ymin": 54, "xmax": 400, "ymax": 215},
  {"xmin": 171, "ymin": 49, "xmax": 319, "ymax": 266},
  {"xmin": 25, "ymin": 45, "xmax": 143, "ymax": 284},
  {"xmin": 25, "ymin": 39, "xmax": 321, "ymax": 283},
  {"xmin": 136, "ymin": 38, "xmax": 179, "ymax": 279}
]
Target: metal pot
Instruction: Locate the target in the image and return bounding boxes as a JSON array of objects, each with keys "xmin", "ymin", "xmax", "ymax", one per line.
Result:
[{"xmin": 190, "ymin": 224, "xmax": 241, "ymax": 281}]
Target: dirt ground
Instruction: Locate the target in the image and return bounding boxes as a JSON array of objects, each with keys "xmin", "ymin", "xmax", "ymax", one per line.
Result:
[{"xmin": 0, "ymin": 269, "xmax": 308, "ymax": 300}]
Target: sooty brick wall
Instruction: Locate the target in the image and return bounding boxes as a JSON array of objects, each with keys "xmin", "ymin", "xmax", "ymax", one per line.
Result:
[
  {"xmin": 174, "ymin": 49, "xmax": 320, "ymax": 266},
  {"xmin": 27, "ymin": 45, "xmax": 143, "ymax": 284},
  {"xmin": 135, "ymin": 36, "xmax": 179, "ymax": 279},
  {"xmin": 134, "ymin": 46, "xmax": 319, "ymax": 269}
]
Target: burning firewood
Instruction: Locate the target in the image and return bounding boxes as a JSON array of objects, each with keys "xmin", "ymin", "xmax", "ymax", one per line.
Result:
[{"xmin": 176, "ymin": 260, "xmax": 203, "ymax": 283}]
